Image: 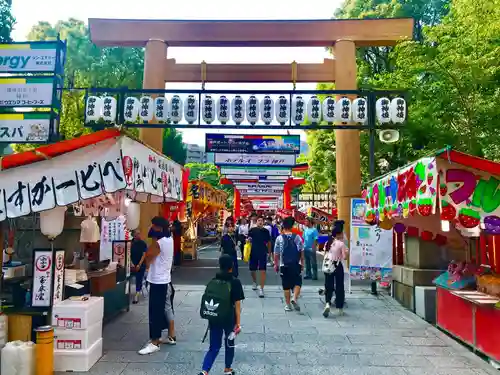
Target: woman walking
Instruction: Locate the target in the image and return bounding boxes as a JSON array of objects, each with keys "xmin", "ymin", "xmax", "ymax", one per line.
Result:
[{"xmin": 322, "ymin": 220, "xmax": 348, "ymax": 318}]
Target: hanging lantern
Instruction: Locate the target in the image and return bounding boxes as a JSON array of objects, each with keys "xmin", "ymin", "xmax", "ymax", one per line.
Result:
[
  {"xmin": 85, "ymin": 96, "xmax": 102, "ymax": 122},
  {"xmin": 335, "ymin": 97, "xmax": 352, "ymax": 123},
  {"xmin": 394, "ymin": 223, "xmax": 406, "ymax": 234},
  {"xmin": 154, "ymin": 97, "xmax": 169, "ymax": 122},
  {"xmin": 352, "ymin": 98, "xmax": 367, "ymax": 124},
  {"xmin": 275, "ymin": 95, "xmax": 289, "ymax": 125},
  {"xmin": 202, "ymin": 95, "xmax": 216, "ymax": 124},
  {"xmin": 123, "ymin": 97, "xmax": 140, "ymax": 123},
  {"xmin": 170, "ymin": 95, "xmax": 183, "ymax": 124},
  {"xmin": 126, "ymin": 202, "xmax": 141, "ymax": 231},
  {"xmin": 139, "ymin": 96, "xmax": 154, "ymax": 122},
  {"xmin": 217, "ymin": 95, "xmax": 230, "ymax": 124},
  {"xmin": 376, "ymin": 97, "xmax": 391, "ymax": 123},
  {"xmin": 231, "ymin": 95, "xmax": 245, "ymax": 125},
  {"xmin": 322, "ymin": 96, "xmax": 336, "ymax": 124},
  {"xmin": 184, "ymin": 94, "xmax": 198, "ymax": 124},
  {"xmin": 40, "ymin": 206, "xmax": 67, "ymax": 240},
  {"xmin": 260, "ymin": 95, "xmax": 274, "ymax": 125},
  {"xmin": 307, "ymin": 95, "xmax": 322, "ymax": 125},
  {"xmin": 246, "ymin": 95, "xmax": 259, "ymax": 125},
  {"xmin": 101, "ymin": 96, "xmax": 117, "ymax": 122},
  {"xmin": 291, "ymin": 96, "xmax": 305, "ymax": 125},
  {"xmin": 390, "ymin": 97, "xmax": 406, "ymax": 123}
]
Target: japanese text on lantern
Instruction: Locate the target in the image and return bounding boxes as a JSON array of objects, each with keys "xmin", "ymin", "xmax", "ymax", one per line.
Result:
[{"xmin": 32, "ymin": 250, "xmax": 54, "ymax": 307}]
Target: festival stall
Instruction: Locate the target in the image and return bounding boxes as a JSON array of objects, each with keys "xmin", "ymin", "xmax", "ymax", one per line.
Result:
[
  {"xmin": 363, "ymin": 148, "xmax": 500, "ymax": 363},
  {"xmin": 183, "ymin": 179, "xmax": 227, "ymax": 260},
  {"xmin": 0, "ymin": 129, "xmax": 183, "ymax": 371}
]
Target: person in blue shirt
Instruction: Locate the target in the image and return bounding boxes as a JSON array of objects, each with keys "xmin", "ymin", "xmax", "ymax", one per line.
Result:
[{"xmin": 303, "ymin": 218, "xmax": 319, "ymax": 280}]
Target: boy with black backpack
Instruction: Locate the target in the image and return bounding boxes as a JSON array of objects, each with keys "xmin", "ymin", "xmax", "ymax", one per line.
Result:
[
  {"xmin": 273, "ymin": 216, "xmax": 304, "ymax": 312},
  {"xmin": 199, "ymin": 254, "xmax": 245, "ymax": 375}
]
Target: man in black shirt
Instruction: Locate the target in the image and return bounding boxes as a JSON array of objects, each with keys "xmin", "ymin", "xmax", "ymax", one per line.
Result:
[
  {"xmin": 130, "ymin": 230, "xmax": 148, "ymax": 304},
  {"xmin": 221, "ymin": 225, "xmax": 239, "ymax": 277},
  {"xmin": 248, "ymin": 216, "xmax": 271, "ymax": 298}
]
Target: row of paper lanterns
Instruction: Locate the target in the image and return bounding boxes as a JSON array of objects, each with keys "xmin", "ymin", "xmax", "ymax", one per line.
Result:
[{"xmin": 85, "ymin": 95, "xmax": 406, "ymax": 125}]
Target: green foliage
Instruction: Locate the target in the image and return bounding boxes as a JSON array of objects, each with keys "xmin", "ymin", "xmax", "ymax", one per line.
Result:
[
  {"xmin": 162, "ymin": 128, "xmax": 187, "ymax": 165},
  {"xmin": 0, "ymin": 0, "xmax": 14, "ymax": 43},
  {"xmin": 305, "ymin": 0, "xmax": 500, "ymax": 192},
  {"xmin": 185, "ymin": 163, "xmax": 234, "ymax": 209}
]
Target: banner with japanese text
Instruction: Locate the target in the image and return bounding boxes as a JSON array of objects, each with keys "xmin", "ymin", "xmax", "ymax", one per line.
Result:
[
  {"xmin": 349, "ymin": 198, "xmax": 393, "ymax": 282},
  {"xmin": 187, "ymin": 180, "xmax": 227, "ymax": 211},
  {"xmin": 206, "ymin": 134, "xmax": 300, "ymax": 154}
]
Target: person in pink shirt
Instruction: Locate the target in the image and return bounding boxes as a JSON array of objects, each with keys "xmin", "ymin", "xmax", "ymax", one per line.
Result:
[{"xmin": 322, "ymin": 220, "xmax": 348, "ymax": 317}]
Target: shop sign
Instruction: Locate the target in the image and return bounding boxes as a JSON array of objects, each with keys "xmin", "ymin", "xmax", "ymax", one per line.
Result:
[
  {"xmin": 220, "ymin": 166, "xmax": 291, "ymax": 176},
  {"xmin": 206, "ymin": 134, "xmax": 300, "ymax": 154},
  {"xmin": 240, "ymin": 189, "xmax": 283, "ymax": 194},
  {"xmin": 0, "ymin": 77, "xmax": 56, "ymax": 107},
  {"xmin": 53, "ymin": 250, "xmax": 65, "ymax": 305},
  {"xmin": 32, "ymin": 250, "xmax": 54, "ymax": 307},
  {"xmin": 187, "ymin": 180, "xmax": 227, "ymax": 209},
  {"xmin": 0, "ymin": 42, "xmax": 59, "ymax": 73},
  {"xmin": 277, "ymin": 208, "xmax": 293, "ymax": 218},
  {"xmin": 121, "ymin": 137, "xmax": 183, "ymax": 202},
  {"xmin": 0, "ymin": 113, "xmax": 52, "ymax": 143},
  {"xmin": 234, "ymin": 183, "xmax": 284, "ymax": 190},
  {"xmin": 215, "ymin": 153, "xmax": 296, "ymax": 167},
  {"xmin": 101, "ymin": 216, "xmax": 127, "ymax": 261},
  {"xmin": 307, "ymin": 207, "xmax": 334, "ymax": 224},
  {"xmin": 364, "ymin": 157, "xmax": 437, "ymax": 222}
]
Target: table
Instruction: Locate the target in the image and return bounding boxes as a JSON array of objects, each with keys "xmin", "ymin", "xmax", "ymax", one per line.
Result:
[{"xmin": 436, "ymin": 286, "xmax": 500, "ymax": 362}]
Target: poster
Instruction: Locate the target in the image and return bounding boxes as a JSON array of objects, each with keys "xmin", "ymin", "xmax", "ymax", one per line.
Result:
[
  {"xmin": 112, "ymin": 240, "xmax": 132, "ymax": 277},
  {"xmin": 220, "ymin": 166, "xmax": 291, "ymax": 176},
  {"xmin": 32, "ymin": 250, "xmax": 54, "ymax": 307},
  {"xmin": 206, "ymin": 134, "xmax": 300, "ymax": 154},
  {"xmin": 100, "ymin": 215, "xmax": 127, "ymax": 261},
  {"xmin": 53, "ymin": 250, "xmax": 65, "ymax": 305},
  {"xmin": 0, "ymin": 42, "xmax": 59, "ymax": 73},
  {"xmin": 0, "ymin": 77, "xmax": 56, "ymax": 107},
  {"xmin": 215, "ymin": 153, "xmax": 296, "ymax": 167},
  {"xmin": 0, "ymin": 113, "xmax": 52, "ymax": 143},
  {"xmin": 349, "ymin": 198, "xmax": 393, "ymax": 282}
]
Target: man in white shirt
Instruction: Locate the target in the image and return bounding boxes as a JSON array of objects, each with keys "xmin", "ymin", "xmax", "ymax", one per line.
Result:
[
  {"xmin": 249, "ymin": 212, "xmax": 258, "ymax": 229},
  {"xmin": 139, "ymin": 217, "xmax": 176, "ymax": 355}
]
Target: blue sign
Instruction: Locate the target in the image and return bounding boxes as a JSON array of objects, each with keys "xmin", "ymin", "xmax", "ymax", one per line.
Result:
[{"xmin": 205, "ymin": 134, "xmax": 300, "ymax": 154}]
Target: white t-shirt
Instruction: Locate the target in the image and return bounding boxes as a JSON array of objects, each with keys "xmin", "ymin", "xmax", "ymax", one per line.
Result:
[
  {"xmin": 249, "ymin": 221, "xmax": 258, "ymax": 229},
  {"xmin": 264, "ymin": 225, "xmax": 272, "ymax": 236},
  {"xmin": 238, "ymin": 224, "xmax": 249, "ymax": 236},
  {"xmin": 147, "ymin": 236, "xmax": 173, "ymax": 284}
]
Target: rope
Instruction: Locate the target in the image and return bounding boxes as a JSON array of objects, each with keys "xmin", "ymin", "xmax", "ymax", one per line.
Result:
[
  {"xmin": 291, "ymin": 61, "xmax": 297, "ymax": 90},
  {"xmin": 201, "ymin": 60, "xmax": 207, "ymax": 90}
]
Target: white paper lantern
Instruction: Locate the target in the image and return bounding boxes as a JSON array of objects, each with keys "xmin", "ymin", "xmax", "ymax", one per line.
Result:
[
  {"xmin": 201, "ymin": 95, "xmax": 216, "ymax": 124},
  {"xmin": 184, "ymin": 95, "xmax": 199, "ymax": 124},
  {"xmin": 322, "ymin": 96, "xmax": 336, "ymax": 124},
  {"xmin": 260, "ymin": 95, "xmax": 274, "ymax": 125},
  {"xmin": 217, "ymin": 95, "xmax": 230, "ymax": 124},
  {"xmin": 291, "ymin": 96, "xmax": 305, "ymax": 125},
  {"xmin": 352, "ymin": 98, "xmax": 368, "ymax": 124},
  {"xmin": 275, "ymin": 96, "xmax": 290, "ymax": 125},
  {"xmin": 126, "ymin": 202, "xmax": 140, "ymax": 231},
  {"xmin": 101, "ymin": 96, "xmax": 117, "ymax": 122},
  {"xmin": 231, "ymin": 96, "xmax": 245, "ymax": 125},
  {"xmin": 154, "ymin": 97, "xmax": 169, "ymax": 122},
  {"xmin": 170, "ymin": 95, "xmax": 183, "ymax": 124},
  {"xmin": 376, "ymin": 97, "xmax": 391, "ymax": 123},
  {"xmin": 390, "ymin": 97, "xmax": 406, "ymax": 123},
  {"xmin": 307, "ymin": 95, "xmax": 322, "ymax": 125},
  {"xmin": 85, "ymin": 96, "xmax": 102, "ymax": 122},
  {"xmin": 335, "ymin": 97, "xmax": 352, "ymax": 123},
  {"xmin": 40, "ymin": 206, "xmax": 67, "ymax": 239},
  {"xmin": 139, "ymin": 96, "xmax": 154, "ymax": 122},
  {"xmin": 246, "ymin": 95, "xmax": 259, "ymax": 125},
  {"xmin": 123, "ymin": 97, "xmax": 140, "ymax": 123}
]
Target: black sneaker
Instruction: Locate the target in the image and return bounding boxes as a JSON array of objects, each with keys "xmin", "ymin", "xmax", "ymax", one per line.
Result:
[{"xmin": 224, "ymin": 371, "xmax": 235, "ymax": 375}]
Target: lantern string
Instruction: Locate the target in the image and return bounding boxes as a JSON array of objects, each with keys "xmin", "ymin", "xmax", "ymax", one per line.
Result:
[
  {"xmin": 201, "ymin": 60, "xmax": 207, "ymax": 90},
  {"xmin": 291, "ymin": 60, "xmax": 297, "ymax": 90}
]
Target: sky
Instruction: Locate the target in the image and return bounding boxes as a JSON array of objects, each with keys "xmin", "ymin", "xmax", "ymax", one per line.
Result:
[{"xmin": 11, "ymin": 0, "xmax": 343, "ymax": 147}]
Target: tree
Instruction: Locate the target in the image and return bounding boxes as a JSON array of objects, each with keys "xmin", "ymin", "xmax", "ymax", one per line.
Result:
[
  {"xmin": 185, "ymin": 163, "xmax": 234, "ymax": 209},
  {"xmin": 0, "ymin": 0, "xmax": 14, "ymax": 43},
  {"xmin": 162, "ymin": 129, "xmax": 187, "ymax": 165}
]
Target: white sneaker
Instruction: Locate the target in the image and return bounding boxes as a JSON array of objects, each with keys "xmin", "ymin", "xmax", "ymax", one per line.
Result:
[
  {"xmin": 291, "ymin": 299, "xmax": 301, "ymax": 312},
  {"xmin": 252, "ymin": 282, "xmax": 258, "ymax": 290},
  {"xmin": 284, "ymin": 304, "xmax": 293, "ymax": 311},
  {"xmin": 323, "ymin": 303, "xmax": 331, "ymax": 318},
  {"xmin": 258, "ymin": 288, "xmax": 264, "ymax": 298},
  {"xmin": 138, "ymin": 342, "xmax": 160, "ymax": 355},
  {"xmin": 337, "ymin": 308, "xmax": 344, "ymax": 316}
]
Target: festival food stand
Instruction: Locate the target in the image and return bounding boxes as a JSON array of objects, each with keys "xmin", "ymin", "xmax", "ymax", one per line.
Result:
[
  {"xmin": 183, "ymin": 179, "xmax": 227, "ymax": 260},
  {"xmin": 0, "ymin": 129, "xmax": 183, "ymax": 371},
  {"xmin": 363, "ymin": 148, "xmax": 500, "ymax": 363}
]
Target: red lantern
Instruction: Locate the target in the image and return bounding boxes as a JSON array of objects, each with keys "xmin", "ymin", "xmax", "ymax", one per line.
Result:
[
  {"xmin": 407, "ymin": 226, "xmax": 419, "ymax": 237},
  {"xmin": 420, "ymin": 230, "xmax": 433, "ymax": 241}
]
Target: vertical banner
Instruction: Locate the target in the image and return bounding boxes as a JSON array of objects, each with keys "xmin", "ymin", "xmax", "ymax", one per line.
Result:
[
  {"xmin": 53, "ymin": 250, "xmax": 65, "ymax": 305},
  {"xmin": 32, "ymin": 250, "xmax": 54, "ymax": 307},
  {"xmin": 100, "ymin": 215, "xmax": 127, "ymax": 260},
  {"xmin": 349, "ymin": 198, "xmax": 393, "ymax": 282}
]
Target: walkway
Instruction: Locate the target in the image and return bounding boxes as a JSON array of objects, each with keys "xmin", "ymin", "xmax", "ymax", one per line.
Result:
[{"xmin": 88, "ymin": 246, "xmax": 496, "ymax": 375}]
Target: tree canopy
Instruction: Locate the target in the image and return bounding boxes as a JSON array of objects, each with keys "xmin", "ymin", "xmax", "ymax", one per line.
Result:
[
  {"xmin": 0, "ymin": 0, "xmax": 14, "ymax": 43},
  {"xmin": 303, "ymin": 0, "xmax": 500, "ymax": 192}
]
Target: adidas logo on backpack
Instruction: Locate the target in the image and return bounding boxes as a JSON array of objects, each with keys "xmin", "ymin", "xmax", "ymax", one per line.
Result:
[
  {"xmin": 203, "ymin": 300, "xmax": 220, "ymax": 317},
  {"xmin": 200, "ymin": 278, "xmax": 232, "ymax": 324}
]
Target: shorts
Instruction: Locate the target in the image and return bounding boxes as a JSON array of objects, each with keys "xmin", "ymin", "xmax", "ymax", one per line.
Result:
[
  {"xmin": 164, "ymin": 282, "xmax": 175, "ymax": 322},
  {"xmin": 249, "ymin": 252, "xmax": 267, "ymax": 271},
  {"xmin": 280, "ymin": 264, "xmax": 302, "ymax": 290}
]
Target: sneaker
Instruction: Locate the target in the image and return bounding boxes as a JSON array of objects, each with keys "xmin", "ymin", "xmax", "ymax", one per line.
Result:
[
  {"xmin": 224, "ymin": 370, "xmax": 235, "ymax": 375},
  {"xmin": 258, "ymin": 288, "xmax": 264, "ymax": 298},
  {"xmin": 284, "ymin": 304, "xmax": 293, "ymax": 311},
  {"xmin": 138, "ymin": 342, "xmax": 160, "ymax": 355},
  {"xmin": 303, "ymin": 275, "xmax": 312, "ymax": 280},
  {"xmin": 318, "ymin": 288, "xmax": 325, "ymax": 296},
  {"xmin": 252, "ymin": 282, "xmax": 258, "ymax": 291},
  {"xmin": 291, "ymin": 299, "xmax": 301, "ymax": 312},
  {"xmin": 165, "ymin": 336, "xmax": 176, "ymax": 345},
  {"xmin": 323, "ymin": 303, "xmax": 330, "ymax": 318},
  {"xmin": 132, "ymin": 293, "xmax": 139, "ymax": 304},
  {"xmin": 337, "ymin": 308, "xmax": 344, "ymax": 316}
]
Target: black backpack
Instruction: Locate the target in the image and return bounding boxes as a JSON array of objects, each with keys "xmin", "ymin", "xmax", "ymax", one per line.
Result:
[
  {"xmin": 282, "ymin": 234, "xmax": 299, "ymax": 266},
  {"xmin": 200, "ymin": 277, "xmax": 233, "ymax": 325}
]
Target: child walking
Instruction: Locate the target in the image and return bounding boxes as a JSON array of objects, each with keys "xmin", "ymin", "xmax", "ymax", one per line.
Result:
[{"xmin": 199, "ymin": 254, "xmax": 245, "ymax": 375}]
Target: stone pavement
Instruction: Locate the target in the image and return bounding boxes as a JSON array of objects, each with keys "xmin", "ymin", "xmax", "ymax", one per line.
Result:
[{"xmin": 84, "ymin": 248, "xmax": 497, "ymax": 375}]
